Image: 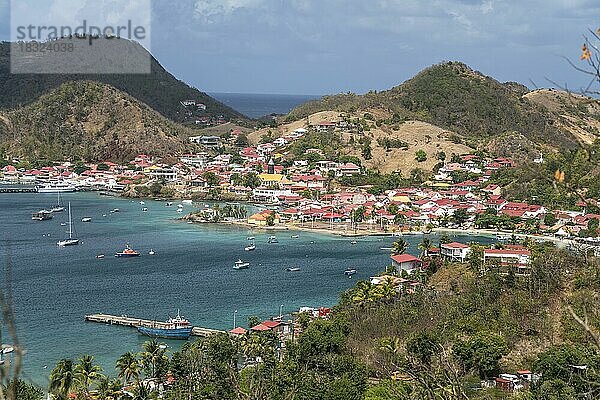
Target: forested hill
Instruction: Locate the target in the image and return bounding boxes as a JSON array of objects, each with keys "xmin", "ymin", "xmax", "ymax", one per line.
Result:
[
  {"xmin": 287, "ymin": 62, "xmax": 600, "ymax": 151},
  {"xmin": 0, "ymin": 40, "xmax": 246, "ymax": 123},
  {"xmin": 0, "ymin": 81, "xmax": 194, "ymax": 162}
]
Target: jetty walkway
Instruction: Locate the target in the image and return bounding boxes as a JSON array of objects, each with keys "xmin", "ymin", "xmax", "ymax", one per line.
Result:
[{"xmin": 85, "ymin": 313, "xmax": 225, "ymax": 337}]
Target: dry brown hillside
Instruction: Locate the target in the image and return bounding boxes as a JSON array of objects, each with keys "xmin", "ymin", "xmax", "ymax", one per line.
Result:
[{"xmin": 524, "ymin": 89, "xmax": 600, "ymax": 145}]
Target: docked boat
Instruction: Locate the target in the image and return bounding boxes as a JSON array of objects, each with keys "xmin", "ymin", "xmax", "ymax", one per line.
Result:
[
  {"xmin": 137, "ymin": 312, "xmax": 192, "ymax": 340},
  {"xmin": 32, "ymin": 210, "xmax": 53, "ymax": 221},
  {"xmin": 37, "ymin": 183, "xmax": 76, "ymax": 193},
  {"xmin": 244, "ymin": 244, "xmax": 256, "ymax": 251},
  {"xmin": 268, "ymin": 236, "xmax": 279, "ymax": 244},
  {"xmin": 81, "ymin": 217, "xmax": 92, "ymax": 223},
  {"xmin": 57, "ymin": 203, "xmax": 79, "ymax": 247},
  {"xmin": 344, "ymin": 268, "xmax": 357, "ymax": 277},
  {"xmin": 115, "ymin": 244, "xmax": 141, "ymax": 258},
  {"xmin": 234, "ymin": 259, "xmax": 250, "ymax": 270},
  {"xmin": 286, "ymin": 267, "xmax": 301, "ymax": 272}
]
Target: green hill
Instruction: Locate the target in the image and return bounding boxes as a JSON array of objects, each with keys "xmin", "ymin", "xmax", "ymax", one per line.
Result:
[
  {"xmin": 0, "ymin": 40, "xmax": 246, "ymax": 123},
  {"xmin": 0, "ymin": 81, "xmax": 196, "ymax": 162},
  {"xmin": 288, "ymin": 62, "xmax": 599, "ymax": 150}
]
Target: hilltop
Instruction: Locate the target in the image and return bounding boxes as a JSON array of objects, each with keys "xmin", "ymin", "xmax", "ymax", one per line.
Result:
[
  {"xmin": 0, "ymin": 39, "xmax": 246, "ymax": 124},
  {"xmin": 0, "ymin": 81, "xmax": 194, "ymax": 162},
  {"xmin": 283, "ymin": 62, "xmax": 600, "ymax": 166}
]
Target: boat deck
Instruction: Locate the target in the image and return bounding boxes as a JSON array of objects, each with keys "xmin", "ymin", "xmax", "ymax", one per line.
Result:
[{"xmin": 85, "ymin": 313, "xmax": 225, "ymax": 337}]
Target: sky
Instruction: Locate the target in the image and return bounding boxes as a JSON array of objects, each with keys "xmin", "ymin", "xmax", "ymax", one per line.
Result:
[{"xmin": 0, "ymin": 0, "xmax": 598, "ymax": 95}]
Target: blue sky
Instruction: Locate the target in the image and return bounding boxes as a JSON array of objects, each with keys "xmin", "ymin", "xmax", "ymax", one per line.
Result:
[{"xmin": 1, "ymin": 0, "xmax": 598, "ymax": 95}]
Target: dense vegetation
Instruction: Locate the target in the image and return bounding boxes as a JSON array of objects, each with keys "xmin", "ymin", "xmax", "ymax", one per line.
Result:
[{"xmin": 0, "ymin": 40, "xmax": 245, "ymax": 123}]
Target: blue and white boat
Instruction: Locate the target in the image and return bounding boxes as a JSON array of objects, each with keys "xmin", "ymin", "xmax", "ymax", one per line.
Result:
[{"xmin": 137, "ymin": 312, "xmax": 192, "ymax": 340}]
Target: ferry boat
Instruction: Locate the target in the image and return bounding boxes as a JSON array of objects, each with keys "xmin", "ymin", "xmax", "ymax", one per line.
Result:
[
  {"xmin": 344, "ymin": 268, "xmax": 357, "ymax": 277},
  {"xmin": 268, "ymin": 236, "xmax": 279, "ymax": 244},
  {"xmin": 37, "ymin": 183, "xmax": 76, "ymax": 193},
  {"xmin": 137, "ymin": 312, "xmax": 192, "ymax": 340},
  {"xmin": 115, "ymin": 244, "xmax": 141, "ymax": 258},
  {"xmin": 57, "ymin": 203, "xmax": 79, "ymax": 247},
  {"xmin": 32, "ymin": 210, "xmax": 53, "ymax": 221},
  {"xmin": 244, "ymin": 244, "xmax": 256, "ymax": 251},
  {"xmin": 234, "ymin": 259, "xmax": 250, "ymax": 270}
]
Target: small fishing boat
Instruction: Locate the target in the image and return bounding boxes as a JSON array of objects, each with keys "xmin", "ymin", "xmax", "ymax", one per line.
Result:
[
  {"xmin": 176, "ymin": 209, "xmax": 183, "ymax": 214},
  {"xmin": 234, "ymin": 259, "xmax": 250, "ymax": 270},
  {"xmin": 32, "ymin": 210, "xmax": 53, "ymax": 221},
  {"xmin": 286, "ymin": 267, "xmax": 301, "ymax": 272},
  {"xmin": 137, "ymin": 311, "xmax": 192, "ymax": 340},
  {"xmin": 350, "ymin": 240, "xmax": 357, "ymax": 245},
  {"xmin": 247, "ymin": 236, "xmax": 255, "ymax": 240},
  {"xmin": 81, "ymin": 217, "xmax": 92, "ymax": 222},
  {"xmin": 139, "ymin": 201, "xmax": 145, "ymax": 205},
  {"xmin": 142, "ymin": 207, "xmax": 148, "ymax": 212},
  {"xmin": 60, "ymin": 222, "xmax": 67, "ymax": 226},
  {"xmin": 291, "ymin": 235, "xmax": 299, "ymax": 238},
  {"xmin": 96, "ymin": 254, "xmax": 105, "ymax": 259},
  {"xmin": 166, "ymin": 202, "xmax": 173, "ymax": 207},
  {"xmin": 244, "ymin": 244, "xmax": 256, "ymax": 251},
  {"xmin": 110, "ymin": 208, "xmax": 120, "ymax": 213},
  {"xmin": 148, "ymin": 249, "xmax": 155, "ymax": 255},
  {"xmin": 115, "ymin": 244, "xmax": 141, "ymax": 258},
  {"xmin": 268, "ymin": 236, "xmax": 279, "ymax": 244},
  {"xmin": 344, "ymin": 268, "xmax": 357, "ymax": 277}
]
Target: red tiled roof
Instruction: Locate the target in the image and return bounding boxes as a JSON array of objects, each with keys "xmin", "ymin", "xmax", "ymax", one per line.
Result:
[
  {"xmin": 391, "ymin": 254, "xmax": 421, "ymax": 263},
  {"xmin": 251, "ymin": 323, "xmax": 271, "ymax": 332},
  {"xmin": 442, "ymin": 242, "xmax": 469, "ymax": 249},
  {"xmin": 230, "ymin": 327, "xmax": 247, "ymax": 335}
]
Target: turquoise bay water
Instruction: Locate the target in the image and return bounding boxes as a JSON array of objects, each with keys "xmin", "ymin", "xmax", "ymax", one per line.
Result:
[{"xmin": 0, "ymin": 193, "xmax": 492, "ymax": 386}]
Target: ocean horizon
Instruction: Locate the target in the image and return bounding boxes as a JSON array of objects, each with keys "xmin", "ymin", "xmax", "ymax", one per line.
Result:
[{"xmin": 210, "ymin": 92, "xmax": 321, "ymax": 119}]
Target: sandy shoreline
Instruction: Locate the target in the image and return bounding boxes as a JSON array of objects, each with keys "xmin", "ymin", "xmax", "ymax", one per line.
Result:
[{"xmin": 183, "ymin": 216, "xmax": 573, "ymax": 245}]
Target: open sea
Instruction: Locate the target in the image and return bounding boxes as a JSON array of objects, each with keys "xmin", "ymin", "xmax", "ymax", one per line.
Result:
[
  {"xmin": 0, "ymin": 192, "xmax": 493, "ymax": 386},
  {"xmin": 210, "ymin": 93, "xmax": 321, "ymax": 118}
]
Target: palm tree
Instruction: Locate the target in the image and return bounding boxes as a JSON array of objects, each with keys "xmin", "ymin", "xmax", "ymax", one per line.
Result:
[
  {"xmin": 96, "ymin": 376, "xmax": 122, "ymax": 400},
  {"xmin": 49, "ymin": 359, "xmax": 75, "ymax": 399},
  {"xmin": 116, "ymin": 351, "xmax": 140, "ymax": 384},
  {"xmin": 351, "ymin": 281, "xmax": 380, "ymax": 304},
  {"xmin": 377, "ymin": 276, "xmax": 397, "ymax": 300},
  {"xmin": 418, "ymin": 238, "xmax": 433, "ymax": 258},
  {"xmin": 74, "ymin": 355, "xmax": 103, "ymax": 396},
  {"xmin": 131, "ymin": 381, "xmax": 158, "ymax": 400},
  {"xmin": 141, "ymin": 340, "xmax": 168, "ymax": 380},
  {"xmin": 391, "ymin": 239, "xmax": 409, "ymax": 256}
]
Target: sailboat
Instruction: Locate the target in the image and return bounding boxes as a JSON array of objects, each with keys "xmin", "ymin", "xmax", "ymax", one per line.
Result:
[
  {"xmin": 50, "ymin": 191, "xmax": 65, "ymax": 213},
  {"xmin": 57, "ymin": 203, "xmax": 79, "ymax": 246}
]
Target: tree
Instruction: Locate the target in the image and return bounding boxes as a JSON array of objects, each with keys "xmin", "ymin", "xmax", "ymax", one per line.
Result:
[
  {"xmin": 418, "ymin": 238, "xmax": 433, "ymax": 258},
  {"xmin": 544, "ymin": 212, "xmax": 557, "ymax": 227},
  {"xmin": 202, "ymin": 171, "xmax": 220, "ymax": 187},
  {"xmin": 96, "ymin": 163, "xmax": 110, "ymax": 171},
  {"xmin": 362, "ymin": 143, "xmax": 372, "ymax": 160},
  {"xmin": 140, "ymin": 340, "xmax": 168, "ymax": 380},
  {"xmin": 116, "ymin": 351, "xmax": 140, "ymax": 383},
  {"xmin": 453, "ymin": 332, "xmax": 508, "ymax": 379},
  {"xmin": 406, "ymin": 331, "xmax": 439, "ymax": 365},
  {"xmin": 235, "ymin": 133, "xmax": 249, "ymax": 146},
  {"xmin": 49, "ymin": 359, "xmax": 75, "ymax": 399},
  {"xmin": 415, "ymin": 150, "xmax": 427, "ymax": 162},
  {"xmin": 243, "ymin": 172, "xmax": 261, "ymax": 189},
  {"xmin": 4, "ymin": 380, "xmax": 44, "ymax": 400},
  {"xmin": 391, "ymin": 239, "xmax": 408, "ymax": 256},
  {"xmin": 452, "ymin": 208, "xmax": 469, "ymax": 225},
  {"xmin": 265, "ymin": 211, "xmax": 276, "ymax": 226},
  {"xmin": 436, "ymin": 151, "xmax": 446, "ymax": 162},
  {"xmin": 74, "ymin": 355, "xmax": 103, "ymax": 395},
  {"xmin": 96, "ymin": 376, "xmax": 122, "ymax": 400}
]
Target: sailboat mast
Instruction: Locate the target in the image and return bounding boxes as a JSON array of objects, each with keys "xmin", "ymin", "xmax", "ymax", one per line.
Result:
[{"xmin": 68, "ymin": 202, "xmax": 72, "ymax": 239}]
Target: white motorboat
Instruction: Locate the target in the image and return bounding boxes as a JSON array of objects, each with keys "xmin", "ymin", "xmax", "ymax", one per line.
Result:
[
  {"xmin": 245, "ymin": 244, "xmax": 256, "ymax": 251},
  {"xmin": 350, "ymin": 240, "xmax": 357, "ymax": 245},
  {"xmin": 182, "ymin": 199, "xmax": 193, "ymax": 204},
  {"xmin": 96, "ymin": 254, "xmax": 105, "ymax": 259},
  {"xmin": 32, "ymin": 210, "xmax": 53, "ymax": 221},
  {"xmin": 148, "ymin": 249, "xmax": 155, "ymax": 255},
  {"xmin": 291, "ymin": 235, "xmax": 299, "ymax": 238},
  {"xmin": 57, "ymin": 203, "xmax": 79, "ymax": 247},
  {"xmin": 37, "ymin": 182, "xmax": 76, "ymax": 193},
  {"xmin": 81, "ymin": 217, "xmax": 92, "ymax": 223},
  {"xmin": 234, "ymin": 259, "xmax": 250, "ymax": 270},
  {"xmin": 344, "ymin": 268, "xmax": 357, "ymax": 277},
  {"xmin": 142, "ymin": 207, "xmax": 148, "ymax": 212},
  {"xmin": 247, "ymin": 236, "xmax": 255, "ymax": 240},
  {"xmin": 286, "ymin": 267, "xmax": 301, "ymax": 272},
  {"xmin": 268, "ymin": 236, "xmax": 279, "ymax": 244},
  {"xmin": 166, "ymin": 202, "xmax": 173, "ymax": 207},
  {"xmin": 140, "ymin": 201, "xmax": 145, "ymax": 205}
]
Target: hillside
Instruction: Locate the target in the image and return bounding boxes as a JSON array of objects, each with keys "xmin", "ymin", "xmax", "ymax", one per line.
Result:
[
  {"xmin": 287, "ymin": 62, "xmax": 600, "ymax": 152},
  {"xmin": 0, "ymin": 39, "xmax": 246, "ymax": 124},
  {"xmin": 0, "ymin": 81, "xmax": 194, "ymax": 162}
]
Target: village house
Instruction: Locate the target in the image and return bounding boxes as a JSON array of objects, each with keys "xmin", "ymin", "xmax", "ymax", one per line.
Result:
[
  {"xmin": 337, "ymin": 163, "xmax": 361, "ymax": 177},
  {"xmin": 390, "ymin": 254, "xmax": 422, "ymax": 273},
  {"xmin": 484, "ymin": 247, "xmax": 531, "ymax": 273},
  {"xmin": 440, "ymin": 242, "xmax": 471, "ymax": 262},
  {"xmin": 189, "ymin": 135, "xmax": 222, "ymax": 147}
]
